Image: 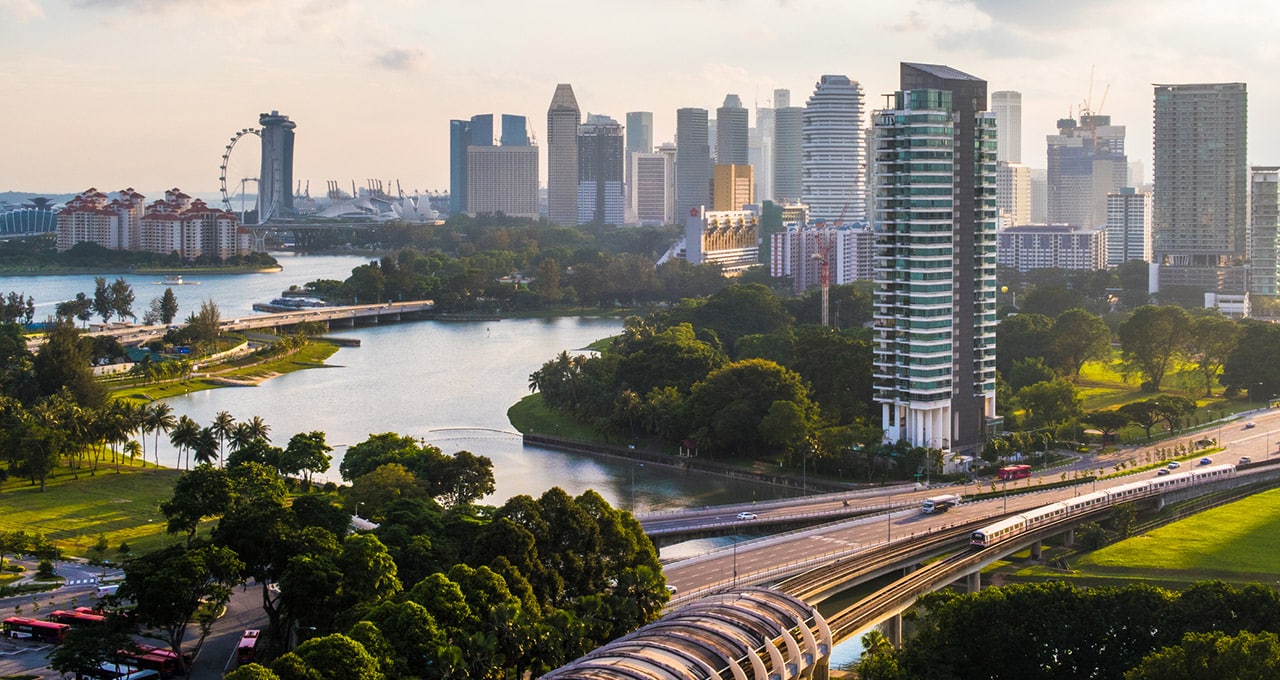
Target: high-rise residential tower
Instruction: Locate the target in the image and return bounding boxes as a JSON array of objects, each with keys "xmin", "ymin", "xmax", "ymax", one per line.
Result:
[
  {"xmin": 802, "ymin": 75, "xmax": 866, "ymax": 224},
  {"xmin": 577, "ymin": 114, "xmax": 624, "ymax": 225},
  {"xmin": 1250, "ymin": 166, "xmax": 1280, "ymax": 295},
  {"xmin": 716, "ymin": 94, "xmax": 749, "ymax": 165},
  {"xmin": 873, "ymin": 63, "xmax": 998, "ymax": 455},
  {"xmin": 675, "ymin": 107, "xmax": 711, "ymax": 218},
  {"xmin": 1105, "ymin": 187, "xmax": 1153, "ymax": 267},
  {"xmin": 546, "ymin": 84, "xmax": 581, "ymax": 225},
  {"xmin": 773, "ymin": 106, "xmax": 804, "ymax": 203},
  {"xmin": 991, "ymin": 91, "xmax": 1021, "ymax": 163},
  {"xmin": 258, "ymin": 111, "xmax": 296, "ymax": 220},
  {"xmin": 1152, "ymin": 83, "xmax": 1248, "ymax": 292},
  {"xmin": 1046, "ymin": 114, "xmax": 1126, "ymax": 228}
]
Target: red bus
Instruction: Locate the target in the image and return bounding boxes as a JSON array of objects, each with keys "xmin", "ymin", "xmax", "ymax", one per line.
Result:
[
  {"xmin": 3, "ymin": 616, "xmax": 70, "ymax": 643},
  {"xmin": 116, "ymin": 645, "xmax": 186, "ymax": 679},
  {"xmin": 236, "ymin": 629, "xmax": 261, "ymax": 664},
  {"xmin": 51, "ymin": 609, "xmax": 106, "ymax": 626},
  {"xmin": 997, "ymin": 464, "xmax": 1033, "ymax": 480}
]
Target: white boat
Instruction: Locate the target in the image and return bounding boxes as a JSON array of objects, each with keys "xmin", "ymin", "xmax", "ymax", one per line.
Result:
[{"xmin": 158, "ymin": 275, "xmax": 198, "ymax": 285}]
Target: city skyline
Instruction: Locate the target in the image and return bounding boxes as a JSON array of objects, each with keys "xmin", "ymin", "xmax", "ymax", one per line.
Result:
[{"xmin": 1, "ymin": 0, "xmax": 1274, "ymax": 195}]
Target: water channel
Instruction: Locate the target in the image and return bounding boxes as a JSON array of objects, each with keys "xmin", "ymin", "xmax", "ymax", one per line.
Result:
[{"xmin": 2, "ymin": 254, "xmax": 796, "ymax": 513}]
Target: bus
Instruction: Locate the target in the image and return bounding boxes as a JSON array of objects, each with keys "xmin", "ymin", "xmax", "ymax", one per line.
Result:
[
  {"xmin": 3, "ymin": 616, "xmax": 70, "ymax": 643},
  {"xmin": 115, "ymin": 645, "xmax": 186, "ymax": 679},
  {"xmin": 997, "ymin": 464, "xmax": 1032, "ymax": 481},
  {"xmin": 51, "ymin": 609, "xmax": 106, "ymax": 627},
  {"xmin": 236, "ymin": 629, "xmax": 261, "ymax": 665}
]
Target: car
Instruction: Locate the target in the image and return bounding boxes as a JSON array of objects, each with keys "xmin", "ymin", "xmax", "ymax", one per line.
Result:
[
  {"xmin": 1199, "ymin": 457, "xmax": 1213, "ymax": 465},
  {"xmin": 665, "ymin": 585, "xmax": 678, "ymax": 594},
  {"xmin": 736, "ymin": 511, "xmax": 757, "ymax": 520},
  {"xmin": 1239, "ymin": 456, "xmax": 1253, "ymax": 464},
  {"xmin": 1157, "ymin": 468, "xmax": 1171, "ymax": 476},
  {"xmin": 1245, "ymin": 422, "xmax": 1257, "ymax": 429},
  {"xmin": 1167, "ymin": 461, "xmax": 1181, "ymax": 469}
]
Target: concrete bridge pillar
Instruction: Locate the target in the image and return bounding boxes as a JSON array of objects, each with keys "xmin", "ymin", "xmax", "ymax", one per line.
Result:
[
  {"xmin": 967, "ymin": 571, "xmax": 981, "ymax": 593},
  {"xmin": 885, "ymin": 614, "xmax": 903, "ymax": 649},
  {"xmin": 1030, "ymin": 540, "xmax": 1042, "ymax": 561},
  {"xmin": 1063, "ymin": 529, "xmax": 1075, "ymax": 547}
]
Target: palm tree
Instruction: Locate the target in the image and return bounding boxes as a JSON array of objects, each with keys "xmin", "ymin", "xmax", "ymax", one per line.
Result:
[
  {"xmin": 210, "ymin": 411, "xmax": 235, "ymax": 467},
  {"xmin": 229, "ymin": 422, "xmax": 256, "ymax": 454},
  {"xmin": 144, "ymin": 402, "xmax": 176, "ymax": 468},
  {"xmin": 169, "ymin": 415, "xmax": 201, "ymax": 471},
  {"xmin": 123, "ymin": 440, "xmax": 141, "ymax": 466},
  {"xmin": 192, "ymin": 427, "xmax": 219, "ymax": 467},
  {"xmin": 243, "ymin": 416, "xmax": 271, "ymax": 443}
]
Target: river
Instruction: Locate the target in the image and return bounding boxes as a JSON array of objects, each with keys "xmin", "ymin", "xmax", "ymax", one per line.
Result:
[{"xmin": 1, "ymin": 254, "xmax": 793, "ymax": 513}]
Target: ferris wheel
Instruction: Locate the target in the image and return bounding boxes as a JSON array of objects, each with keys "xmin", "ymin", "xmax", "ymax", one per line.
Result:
[{"xmin": 219, "ymin": 127, "xmax": 261, "ymax": 223}]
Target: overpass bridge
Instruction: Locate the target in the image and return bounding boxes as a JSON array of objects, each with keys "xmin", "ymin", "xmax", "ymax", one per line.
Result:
[{"xmin": 547, "ymin": 463, "xmax": 1280, "ymax": 678}]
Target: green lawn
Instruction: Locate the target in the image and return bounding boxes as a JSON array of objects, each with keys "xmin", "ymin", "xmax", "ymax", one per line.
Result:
[
  {"xmin": 110, "ymin": 340, "xmax": 340, "ymax": 404},
  {"xmin": 0, "ymin": 466, "xmax": 182, "ymax": 559},
  {"xmin": 1072, "ymin": 488, "xmax": 1280, "ymax": 581}
]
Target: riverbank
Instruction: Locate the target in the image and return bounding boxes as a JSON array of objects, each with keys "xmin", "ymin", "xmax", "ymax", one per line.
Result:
[
  {"xmin": 0, "ymin": 264, "xmax": 283, "ymax": 276},
  {"xmin": 110, "ymin": 340, "xmax": 340, "ymax": 403}
]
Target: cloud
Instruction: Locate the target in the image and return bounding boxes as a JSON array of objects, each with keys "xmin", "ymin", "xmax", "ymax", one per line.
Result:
[
  {"xmin": 373, "ymin": 47, "xmax": 425, "ymax": 72},
  {"xmin": 0, "ymin": 0, "xmax": 43, "ymax": 20},
  {"xmin": 887, "ymin": 10, "xmax": 929, "ymax": 33},
  {"xmin": 72, "ymin": 0, "xmax": 260, "ymax": 12}
]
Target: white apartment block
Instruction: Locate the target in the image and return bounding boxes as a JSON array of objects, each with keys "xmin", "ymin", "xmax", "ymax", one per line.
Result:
[
  {"xmin": 801, "ymin": 75, "xmax": 866, "ymax": 224},
  {"xmin": 769, "ymin": 223, "xmax": 874, "ymax": 293},
  {"xmin": 998, "ymin": 224, "xmax": 1107, "ymax": 272},
  {"xmin": 1105, "ymin": 188, "xmax": 1153, "ymax": 267},
  {"xmin": 58, "ymin": 188, "xmax": 248, "ymax": 259}
]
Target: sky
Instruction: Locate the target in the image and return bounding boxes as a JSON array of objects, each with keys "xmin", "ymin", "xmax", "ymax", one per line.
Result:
[{"xmin": 2, "ymin": 0, "xmax": 1276, "ymax": 201}]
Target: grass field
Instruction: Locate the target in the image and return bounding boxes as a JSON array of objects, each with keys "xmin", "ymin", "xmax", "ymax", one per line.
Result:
[
  {"xmin": 1072, "ymin": 488, "xmax": 1280, "ymax": 581},
  {"xmin": 110, "ymin": 340, "xmax": 340, "ymax": 404},
  {"xmin": 0, "ymin": 466, "xmax": 182, "ymax": 560}
]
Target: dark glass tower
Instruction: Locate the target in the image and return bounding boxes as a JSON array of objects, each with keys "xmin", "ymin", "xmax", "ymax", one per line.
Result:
[{"xmin": 258, "ymin": 110, "xmax": 296, "ymax": 220}]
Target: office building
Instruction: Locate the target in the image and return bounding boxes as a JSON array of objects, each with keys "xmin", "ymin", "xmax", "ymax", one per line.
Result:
[
  {"xmin": 712, "ymin": 164, "xmax": 754, "ymax": 212},
  {"xmin": 991, "ymin": 91, "xmax": 1021, "ymax": 163},
  {"xmin": 1105, "ymin": 188, "xmax": 1152, "ymax": 267},
  {"xmin": 659, "ymin": 142, "xmax": 678, "ymax": 224},
  {"xmin": 546, "ymin": 84, "xmax": 581, "ymax": 225},
  {"xmin": 577, "ymin": 114, "xmax": 624, "ymax": 225},
  {"xmin": 1030, "ymin": 168, "xmax": 1048, "ymax": 223},
  {"xmin": 773, "ymin": 106, "xmax": 804, "ymax": 203},
  {"xmin": 716, "ymin": 94, "xmax": 749, "ymax": 165},
  {"xmin": 258, "ymin": 110, "xmax": 296, "ymax": 219},
  {"xmin": 1152, "ymin": 83, "xmax": 1248, "ymax": 291},
  {"xmin": 500, "ymin": 114, "xmax": 528, "ymax": 146},
  {"xmin": 873, "ymin": 63, "xmax": 999, "ymax": 455},
  {"xmin": 1250, "ymin": 166, "xmax": 1280, "ymax": 295},
  {"xmin": 1046, "ymin": 114, "xmax": 1127, "ymax": 228},
  {"xmin": 625, "ymin": 111, "xmax": 653, "ymax": 190},
  {"xmin": 802, "ymin": 75, "xmax": 866, "ymax": 224},
  {"xmin": 676, "ymin": 107, "xmax": 712, "ymax": 219},
  {"xmin": 997, "ymin": 161, "xmax": 1031, "ymax": 227},
  {"xmin": 466, "ymin": 145, "xmax": 539, "ymax": 219},
  {"xmin": 998, "ymin": 224, "xmax": 1106, "ymax": 272},
  {"xmin": 452, "ymin": 113, "xmax": 530, "ymax": 216},
  {"xmin": 630, "ymin": 151, "xmax": 670, "ymax": 226},
  {"xmin": 755, "ymin": 92, "xmax": 787, "ymax": 202}
]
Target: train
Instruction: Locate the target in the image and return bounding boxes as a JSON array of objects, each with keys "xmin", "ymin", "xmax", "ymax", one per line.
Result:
[{"xmin": 970, "ymin": 463, "xmax": 1236, "ymax": 548}]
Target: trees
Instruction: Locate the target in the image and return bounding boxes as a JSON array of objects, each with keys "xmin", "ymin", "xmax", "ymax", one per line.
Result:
[
  {"xmin": 109, "ymin": 277, "xmax": 135, "ymax": 322},
  {"xmin": 169, "ymin": 415, "xmax": 201, "ymax": 470},
  {"xmin": 1188, "ymin": 314, "xmax": 1240, "ymax": 397},
  {"xmin": 211, "ymin": 411, "xmax": 235, "ymax": 465},
  {"xmin": 1015, "ymin": 379, "xmax": 1083, "ymax": 430},
  {"xmin": 31, "ymin": 318, "xmax": 106, "ymax": 409},
  {"xmin": 1048, "ymin": 308, "xmax": 1111, "ymax": 380},
  {"xmin": 54, "ymin": 292, "xmax": 93, "ymax": 327},
  {"xmin": 685, "ymin": 359, "xmax": 819, "ymax": 459},
  {"xmin": 159, "ymin": 465, "xmax": 232, "ymax": 543},
  {"xmin": 1083, "ymin": 410, "xmax": 1130, "ymax": 445},
  {"xmin": 143, "ymin": 402, "xmax": 176, "ymax": 468},
  {"xmin": 281, "ymin": 431, "xmax": 333, "ymax": 484},
  {"xmin": 1126, "ymin": 631, "xmax": 1280, "ymax": 680},
  {"xmin": 1119, "ymin": 400, "xmax": 1164, "ymax": 441},
  {"xmin": 996, "ymin": 313, "xmax": 1053, "ymax": 376},
  {"xmin": 186, "ymin": 299, "xmax": 222, "ymax": 352},
  {"xmin": 160, "ymin": 287, "xmax": 179, "ymax": 324},
  {"xmin": 92, "ymin": 277, "xmax": 114, "ymax": 324},
  {"xmin": 1119, "ymin": 305, "xmax": 1192, "ymax": 391}
]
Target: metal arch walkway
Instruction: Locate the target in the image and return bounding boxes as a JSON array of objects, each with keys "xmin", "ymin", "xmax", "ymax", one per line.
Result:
[{"xmin": 542, "ymin": 587, "xmax": 834, "ymax": 680}]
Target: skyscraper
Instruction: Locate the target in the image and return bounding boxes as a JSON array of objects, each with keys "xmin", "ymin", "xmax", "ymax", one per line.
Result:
[
  {"xmin": 873, "ymin": 63, "xmax": 998, "ymax": 455},
  {"xmin": 1250, "ymin": 166, "xmax": 1279, "ymax": 295},
  {"xmin": 500, "ymin": 114, "xmax": 528, "ymax": 146},
  {"xmin": 675, "ymin": 107, "xmax": 711, "ymax": 218},
  {"xmin": 773, "ymin": 106, "xmax": 803, "ymax": 203},
  {"xmin": 630, "ymin": 152, "xmax": 669, "ymax": 226},
  {"xmin": 1105, "ymin": 187, "xmax": 1153, "ymax": 267},
  {"xmin": 547, "ymin": 84, "xmax": 581, "ymax": 225},
  {"xmin": 577, "ymin": 114, "xmax": 624, "ymax": 225},
  {"xmin": 626, "ymin": 111, "xmax": 654, "ymax": 157},
  {"xmin": 467, "ymin": 145, "xmax": 539, "ymax": 219},
  {"xmin": 258, "ymin": 110, "xmax": 296, "ymax": 220},
  {"xmin": 716, "ymin": 94, "xmax": 749, "ymax": 165},
  {"xmin": 1046, "ymin": 113, "xmax": 1126, "ymax": 228},
  {"xmin": 712, "ymin": 164, "xmax": 754, "ymax": 211},
  {"xmin": 802, "ymin": 75, "xmax": 866, "ymax": 224},
  {"xmin": 449, "ymin": 119, "xmax": 472, "ymax": 215},
  {"xmin": 755, "ymin": 95, "xmax": 779, "ymax": 202},
  {"xmin": 1152, "ymin": 82, "xmax": 1248, "ymax": 292},
  {"xmin": 997, "ymin": 161, "xmax": 1031, "ymax": 226},
  {"xmin": 991, "ymin": 91, "xmax": 1021, "ymax": 163}
]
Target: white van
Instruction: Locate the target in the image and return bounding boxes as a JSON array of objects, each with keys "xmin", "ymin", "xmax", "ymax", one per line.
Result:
[{"xmin": 96, "ymin": 583, "xmax": 120, "ymax": 598}]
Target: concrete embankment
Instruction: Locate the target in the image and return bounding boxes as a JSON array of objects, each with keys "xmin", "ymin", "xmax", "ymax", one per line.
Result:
[{"xmin": 522, "ymin": 433, "xmax": 849, "ymax": 493}]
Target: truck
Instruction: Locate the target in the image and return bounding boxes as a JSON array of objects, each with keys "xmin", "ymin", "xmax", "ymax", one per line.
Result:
[{"xmin": 921, "ymin": 494, "xmax": 961, "ymax": 514}]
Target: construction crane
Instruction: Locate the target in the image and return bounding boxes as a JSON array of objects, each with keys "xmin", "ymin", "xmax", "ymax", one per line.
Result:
[{"xmin": 812, "ymin": 203, "xmax": 847, "ymax": 327}]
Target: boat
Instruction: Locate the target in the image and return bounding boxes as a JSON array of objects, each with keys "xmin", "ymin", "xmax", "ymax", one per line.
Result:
[{"xmin": 157, "ymin": 275, "xmax": 198, "ymax": 285}]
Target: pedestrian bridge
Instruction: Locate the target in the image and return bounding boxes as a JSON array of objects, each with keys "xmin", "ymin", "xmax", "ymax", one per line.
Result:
[{"xmin": 542, "ymin": 587, "xmax": 832, "ymax": 680}]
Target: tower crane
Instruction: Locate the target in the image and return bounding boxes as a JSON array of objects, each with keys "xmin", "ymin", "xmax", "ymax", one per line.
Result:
[{"xmin": 812, "ymin": 203, "xmax": 847, "ymax": 327}]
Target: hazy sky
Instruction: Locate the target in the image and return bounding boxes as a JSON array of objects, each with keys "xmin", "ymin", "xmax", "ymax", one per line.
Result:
[{"xmin": 2, "ymin": 0, "xmax": 1274, "ymax": 200}]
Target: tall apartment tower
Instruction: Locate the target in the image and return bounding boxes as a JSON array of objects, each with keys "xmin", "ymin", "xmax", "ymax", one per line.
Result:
[
  {"xmin": 1047, "ymin": 114, "xmax": 1127, "ymax": 228},
  {"xmin": 716, "ymin": 95, "xmax": 749, "ymax": 165},
  {"xmin": 1105, "ymin": 187, "xmax": 1153, "ymax": 267},
  {"xmin": 1152, "ymin": 83, "xmax": 1248, "ymax": 292},
  {"xmin": 802, "ymin": 75, "xmax": 866, "ymax": 224},
  {"xmin": 773, "ymin": 106, "xmax": 804, "ymax": 203},
  {"xmin": 577, "ymin": 114, "xmax": 624, "ymax": 225},
  {"xmin": 675, "ymin": 107, "xmax": 711, "ymax": 218},
  {"xmin": 991, "ymin": 91, "xmax": 1021, "ymax": 163},
  {"xmin": 873, "ymin": 63, "xmax": 999, "ymax": 455},
  {"xmin": 546, "ymin": 84, "xmax": 581, "ymax": 225},
  {"xmin": 258, "ymin": 111, "xmax": 296, "ymax": 220},
  {"xmin": 1250, "ymin": 166, "xmax": 1280, "ymax": 295}
]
